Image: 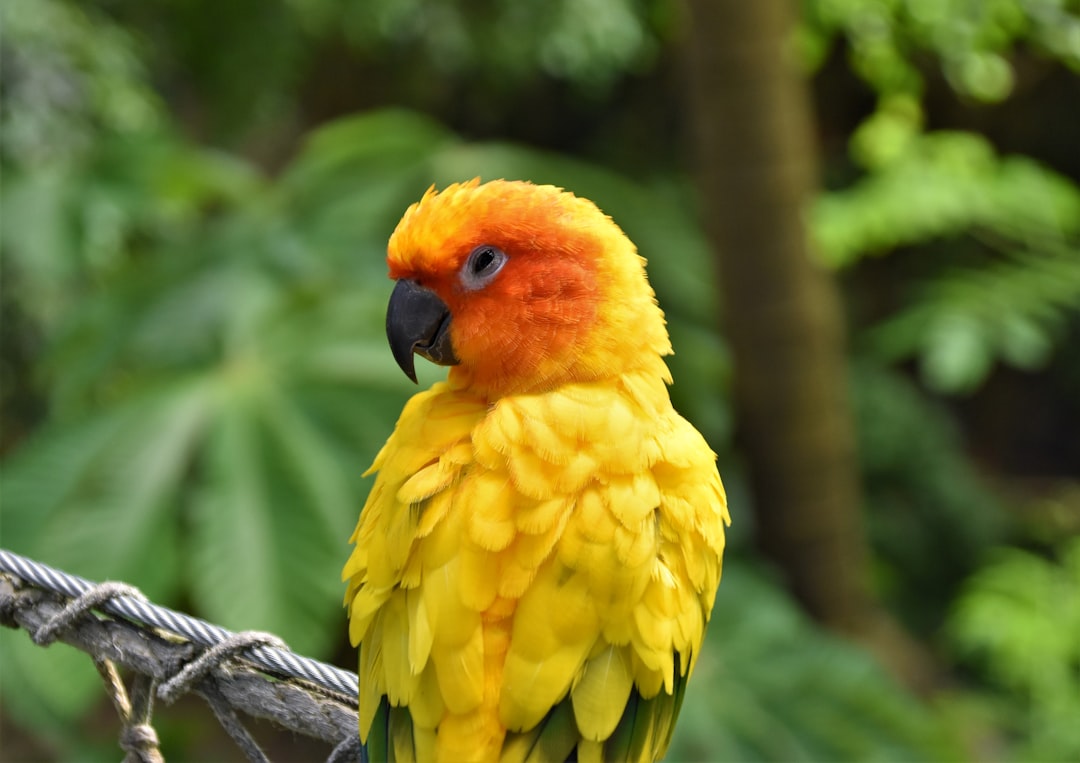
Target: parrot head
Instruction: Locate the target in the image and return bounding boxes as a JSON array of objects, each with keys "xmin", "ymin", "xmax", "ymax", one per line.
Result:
[{"xmin": 384, "ymin": 178, "xmax": 672, "ymax": 399}]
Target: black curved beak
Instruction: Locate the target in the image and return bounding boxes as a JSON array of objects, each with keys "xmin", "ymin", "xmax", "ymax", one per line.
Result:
[{"xmin": 386, "ymin": 279, "xmax": 459, "ymax": 383}]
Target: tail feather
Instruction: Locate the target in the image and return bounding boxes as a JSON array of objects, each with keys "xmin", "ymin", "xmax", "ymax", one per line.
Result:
[
  {"xmin": 361, "ymin": 699, "xmax": 435, "ymax": 763},
  {"xmin": 501, "ymin": 701, "xmax": 578, "ymax": 763},
  {"xmin": 363, "ymin": 695, "xmax": 390, "ymax": 763}
]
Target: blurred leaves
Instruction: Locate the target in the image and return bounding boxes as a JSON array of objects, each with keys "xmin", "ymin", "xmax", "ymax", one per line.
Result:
[
  {"xmin": 62, "ymin": 0, "xmax": 671, "ymax": 144},
  {"xmin": 0, "ymin": 0, "xmax": 162, "ymax": 166},
  {"xmin": 286, "ymin": 0, "xmax": 664, "ymax": 87},
  {"xmin": 805, "ymin": 0, "xmax": 1080, "ymax": 394},
  {"xmin": 867, "ymin": 244, "xmax": 1080, "ymax": 392},
  {"xmin": 814, "ymin": 128, "xmax": 1080, "ymax": 392},
  {"xmin": 815, "ymin": 131, "xmax": 1080, "ymax": 266},
  {"xmin": 852, "ymin": 363, "xmax": 1008, "ymax": 629},
  {"xmin": 802, "ymin": 0, "xmax": 1080, "ymax": 101},
  {"xmin": 669, "ymin": 563, "xmax": 963, "ymax": 761},
  {"xmin": 949, "ymin": 538, "xmax": 1080, "ymax": 761}
]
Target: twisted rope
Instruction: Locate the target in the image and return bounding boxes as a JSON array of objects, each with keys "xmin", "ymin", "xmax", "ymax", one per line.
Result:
[
  {"xmin": 1, "ymin": 548, "xmax": 361, "ymax": 762},
  {"xmin": 0, "ymin": 549, "xmax": 359, "ymax": 698}
]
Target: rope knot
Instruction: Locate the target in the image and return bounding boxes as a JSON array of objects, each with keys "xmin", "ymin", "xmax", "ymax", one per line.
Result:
[{"xmin": 119, "ymin": 722, "xmax": 162, "ymax": 759}]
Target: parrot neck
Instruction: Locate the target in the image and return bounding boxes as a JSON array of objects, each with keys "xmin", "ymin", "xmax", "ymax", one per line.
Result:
[{"xmin": 446, "ymin": 349, "xmax": 673, "ymax": 403}]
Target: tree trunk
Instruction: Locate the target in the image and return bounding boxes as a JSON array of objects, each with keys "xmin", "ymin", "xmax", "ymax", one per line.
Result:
[{"xmin": 681, "ymin": 0, "xmax": 874, "ymax": 634}]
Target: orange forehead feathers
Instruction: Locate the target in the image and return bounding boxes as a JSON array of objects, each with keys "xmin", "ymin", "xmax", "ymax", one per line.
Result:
[{"xmin": 388, "ymin": 178, "xmax": 603, "ymax": 280}]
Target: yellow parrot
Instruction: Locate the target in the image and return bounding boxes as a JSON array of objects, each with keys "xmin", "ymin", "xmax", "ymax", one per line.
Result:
[{"xmin": 343, "ymin": 179, "xmax": 729, "ymax": 763}]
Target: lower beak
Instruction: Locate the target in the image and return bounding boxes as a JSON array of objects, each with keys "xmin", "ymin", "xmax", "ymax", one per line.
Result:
[{"xmin": 386, "ymin": 279, "xmax": 459, "ymax": 383}]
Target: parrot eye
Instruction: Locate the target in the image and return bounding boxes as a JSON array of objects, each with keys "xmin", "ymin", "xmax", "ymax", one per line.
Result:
[{"xmin": 461, "ymin": 245, "xmax": 507, "ymax": 290}]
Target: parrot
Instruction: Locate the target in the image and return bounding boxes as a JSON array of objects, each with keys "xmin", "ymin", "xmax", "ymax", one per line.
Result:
[{"xmin": 343, "ymin": 178, "xmax": 729, "ymax": 763}]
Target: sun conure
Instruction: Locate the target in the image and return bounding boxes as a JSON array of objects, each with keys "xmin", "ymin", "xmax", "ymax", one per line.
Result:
[{"xmin": 343, "ymin": 178, "xmax": 729, "ymax": 763}]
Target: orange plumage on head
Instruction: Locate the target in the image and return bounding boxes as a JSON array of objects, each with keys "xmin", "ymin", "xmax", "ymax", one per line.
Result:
[{"xmin": 386, "ymin": 178, "xmax": 671, "ymax": 399}]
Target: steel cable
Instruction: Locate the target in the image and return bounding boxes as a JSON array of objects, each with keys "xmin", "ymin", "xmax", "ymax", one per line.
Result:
[{"xmin": 0, "ymin": 548, "xmax": 359, "ymax": 701}]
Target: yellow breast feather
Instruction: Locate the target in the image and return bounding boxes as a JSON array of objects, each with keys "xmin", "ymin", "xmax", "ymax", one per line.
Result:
[{"xmin": 343, "ymin": 368, "xmax": 728, "ymax": 762}]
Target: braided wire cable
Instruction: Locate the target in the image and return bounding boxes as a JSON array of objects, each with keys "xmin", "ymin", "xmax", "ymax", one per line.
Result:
[{"xmin": 0, "ymin": 548, "xmax": 359, "ymax": 701}]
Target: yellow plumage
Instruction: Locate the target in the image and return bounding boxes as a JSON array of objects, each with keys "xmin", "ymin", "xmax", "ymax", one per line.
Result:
[{"xmin": 343, "ymin": 179, "xmax": 729, "ymax": 762}]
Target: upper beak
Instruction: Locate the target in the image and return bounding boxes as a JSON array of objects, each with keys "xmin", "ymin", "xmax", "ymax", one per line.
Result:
[{"xmin": 386, "ymin": 279, "xmax": 459, "ymax": 383}]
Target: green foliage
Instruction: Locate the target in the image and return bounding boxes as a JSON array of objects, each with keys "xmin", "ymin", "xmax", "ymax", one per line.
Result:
[
  {"xmin": 815, "ymin": 130, "xmax": 1080, "ymax": 266},
  {"xmin": 288, "ymin": 0, "xmax": 666, "ymax": 87},
  {"xmin": 867, "ymin": 242, "xmax": 1080, "ymax": 393},
  {"xmin": 948, "ymin": 539, "xmax": 1080, "ymax": 761},
  {"xmin": 820, "ymin": 128, "xmax": 1080, "ymax": 393},
  {"xmin": 77, "ymin": 0, "xmax": 670, "ymax": 143},
  {"xmin": 0, "ymin": 0, "xmax": 162, "ymax": 166},
  {"xmin": 803, "ymin": 0, "xmax": 1080, "ymax": 394},
  {"xmin": 851, "ymin": 363, "xmax": 1008, "ymax": 630},
  {"xmin": 802, "ymin": 0, "xmax": 1080, "ymax": 101},
  {"xmin": 668, "ymin": 562, "xmax": 963, "ymax": 761}
]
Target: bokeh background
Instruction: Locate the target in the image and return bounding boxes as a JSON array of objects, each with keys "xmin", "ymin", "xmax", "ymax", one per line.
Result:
[{"xmin": 2, "ymin": 0, "xmax": 1079, "ymax": 760}]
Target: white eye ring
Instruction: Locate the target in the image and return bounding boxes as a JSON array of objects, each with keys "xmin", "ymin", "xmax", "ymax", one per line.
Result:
[{"xmin": 460, "ymin": 245, "xmax": 508, "ymax": 290}]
